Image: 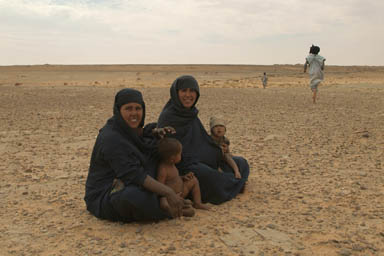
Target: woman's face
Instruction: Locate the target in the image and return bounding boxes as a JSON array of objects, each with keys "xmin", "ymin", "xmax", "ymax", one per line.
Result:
[
  {"xmin": 120, "ymin": 102, "xmax": 143, "ymax": 129},
  {"xmin": 177, "ymin": 88, "xmax": 197, "ymax": 109}
]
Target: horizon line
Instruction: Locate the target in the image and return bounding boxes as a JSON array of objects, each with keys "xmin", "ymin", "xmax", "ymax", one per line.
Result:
[{"xmin": 1, "ymin": 63, "xmax": 383, "ymax": 67}]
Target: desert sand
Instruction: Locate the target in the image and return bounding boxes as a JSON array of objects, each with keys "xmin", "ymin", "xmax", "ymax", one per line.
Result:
[{"xmin": 0, "ymin": 64, "xmax": 383, "ymax": 256}]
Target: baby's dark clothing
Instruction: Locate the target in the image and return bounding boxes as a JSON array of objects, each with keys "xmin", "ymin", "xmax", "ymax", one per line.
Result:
[{"xmin": 211, "ymin": 135, "xmax": 230, "ymax": 154}]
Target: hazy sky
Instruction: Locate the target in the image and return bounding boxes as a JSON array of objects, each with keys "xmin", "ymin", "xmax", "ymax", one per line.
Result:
[{"xmin": 1, "ymin": 0, "xmax": 383, "ymax": 66}]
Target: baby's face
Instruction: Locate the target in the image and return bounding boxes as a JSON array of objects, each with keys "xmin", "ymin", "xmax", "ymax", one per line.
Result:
[
  {"xmin": 173, "ymin": 146, "xmax": 182, "ymax": 164},
  {"xmin": 212, "ymin": 125, "xmax": 226, "ymax": 137},
  {"xmin": 174, "ymin": 151, "xmax": 182, "ymax": 164}
]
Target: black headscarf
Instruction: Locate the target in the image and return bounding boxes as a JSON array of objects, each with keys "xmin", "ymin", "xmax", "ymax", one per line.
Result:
[
  {"xmin": 158, "ymin": 75, "xmax": 200, "ymax": 128},
  {"xmin": 169, "ymin": 75, "xmax": 200, "ymax": 109},
  {"xmin": 108, "ymin": 88, "xmax": 156, "ymax": 155},
  {"xmin": 114, "ymin": 88, "xmax": 146, "ymax": 127}
]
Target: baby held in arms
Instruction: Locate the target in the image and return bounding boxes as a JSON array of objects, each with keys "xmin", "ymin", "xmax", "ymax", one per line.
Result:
[
  {"xmin": 209, "ymin": 117, "xmax": 241, "ymax": 179},
  {"xmin": 157, "ymin": 138, "xmax": 210, "ymax": 215}
]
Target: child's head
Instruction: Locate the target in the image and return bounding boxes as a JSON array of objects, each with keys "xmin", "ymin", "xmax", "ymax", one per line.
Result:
[
  {"xmin": 158, "ymin": 137, "xmax": 182, "ymax": 164},
  {"xmin": 210, "ymin": 117, "xmax": 226, "ymax": 137},
  {"xmin": 309, "ymin": 45, "xmax": 320, "ymax": 55}
]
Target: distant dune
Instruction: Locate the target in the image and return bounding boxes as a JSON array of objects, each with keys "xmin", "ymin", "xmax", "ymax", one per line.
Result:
[{"xmin": 1, "ymin": 64, "xmax": 383, "ymax": 88}]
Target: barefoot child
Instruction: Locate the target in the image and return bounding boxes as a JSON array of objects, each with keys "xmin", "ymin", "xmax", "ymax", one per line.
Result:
[
  {"xmin": 304, "ymin": 45, "xmax": 326, "ymax": 103},
  {"xmin": 261, "ymin": 72, "xmax": 268, "ymax": 89},
  {"xmin": 157, "ymin": 138, "xmax": 209, "ymax": 212},
  {"xmin": 209, "ymin": 117, "xmax": 241, "ymax": 179}
]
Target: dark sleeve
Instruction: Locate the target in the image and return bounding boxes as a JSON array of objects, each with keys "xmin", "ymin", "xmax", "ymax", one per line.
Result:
[
  {"xmin": 103, "ymin": 137, "xmax": 147, "ymax": 186},
  {"xmin": 143, "ymin": 122, "xmax": 157, "ymax": 135},
  {"xmin": 176, "ymin": 151, "xmax": 198, "ymax": 176}
]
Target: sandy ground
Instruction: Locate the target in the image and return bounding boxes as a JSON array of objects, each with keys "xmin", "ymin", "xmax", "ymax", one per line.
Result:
[{"xmin": 0, "ymin": 65, "xmax": 383, "ymax": 256}]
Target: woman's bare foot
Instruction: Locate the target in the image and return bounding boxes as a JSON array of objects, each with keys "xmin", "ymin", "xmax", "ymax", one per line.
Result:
[
  {"xmin": 160, "ymin": 197, "xmax": 195, "ymax": 217},
  {"xmin": 193, "ymin": 203, "xmax": 210, "ymax": 210}
]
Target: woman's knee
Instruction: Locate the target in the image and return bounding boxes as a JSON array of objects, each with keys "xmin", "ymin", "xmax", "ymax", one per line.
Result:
[
  {"xmin": 111, "ymin": 186, "xmax": 148, "ymax": 211},
  {"xmin": 233, "ymin": 156, "xmax": 248, "ymax": 166},
  {"xmin": 109, "ymin": 192, "xmax": 135, "ymax": 220}
]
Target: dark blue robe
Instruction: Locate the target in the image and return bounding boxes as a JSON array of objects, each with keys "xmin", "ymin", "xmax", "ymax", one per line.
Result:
[
  {"xmin": 84, "ymin": 89, "xmax": 169, "ymax": 222},
  {"xmin": 157, "ymin": 76, "xmax": 249, "ymax": 204}
]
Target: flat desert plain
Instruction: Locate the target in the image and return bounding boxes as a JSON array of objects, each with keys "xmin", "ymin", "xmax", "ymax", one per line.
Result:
[{"xmin": 0, "ymin": 65, "xmax": 383, "ymax": 256}]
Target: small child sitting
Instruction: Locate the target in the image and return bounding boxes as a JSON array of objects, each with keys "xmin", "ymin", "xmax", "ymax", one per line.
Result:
[
  {"xmin": 209, "ymin": 117, "xmax": 241, "ymax": 179},
  {"xmin": 157, "ymin": 137, "xmax": 210, "ymax": 213}
]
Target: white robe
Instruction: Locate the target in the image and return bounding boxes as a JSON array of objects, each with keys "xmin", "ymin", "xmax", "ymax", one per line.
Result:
[{"xmin": 306, "ymin": 54, "xmax": 326, "ymax": 89}]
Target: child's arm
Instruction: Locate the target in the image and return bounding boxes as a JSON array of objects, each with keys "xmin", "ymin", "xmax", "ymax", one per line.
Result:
[
  {"xmin": 224, "ymin": 153, "xmax": 241, "ymax": 179},
  {"xmin": 321, "ymin": 59, "xmax": 325, "ymax": 70},
  {"xmin": 156, "ymin": 165, "xmax": 168, "ymax": 184},
  {"xmin": 304, "ymin": 60, "xmax": 308, "ymax": 73}
]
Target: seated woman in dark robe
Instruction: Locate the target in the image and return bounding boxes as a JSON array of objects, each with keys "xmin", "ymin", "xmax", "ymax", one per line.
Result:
[
  {"xmin": 84, "ymin": 88, "xmax": 192, "ymax": 222},
  {"xmin": 157, "ymin": 75, "xmax": 250, "ymax": 205}
]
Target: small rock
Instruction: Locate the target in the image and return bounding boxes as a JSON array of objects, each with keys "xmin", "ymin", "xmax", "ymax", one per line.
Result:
[
  {"xmin": 351, "ymin": 244, "xmax": 364, "ymax": 252},
  {"xmin": 339, "ymin": 249, "xmax": 352, "ymax": 256},
  {"xmin": 167, "ymin": 245, "xmax": 176, "ymax": 251}
]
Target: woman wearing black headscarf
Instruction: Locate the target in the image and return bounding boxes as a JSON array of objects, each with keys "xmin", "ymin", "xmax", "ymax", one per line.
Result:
[
  {"xmin": 157, "ymin": 75, "xmax": 249, "ymax": 204},
  {"xmin": 84, "ymin": 88, "xmax": 186, "ymax": 222}
]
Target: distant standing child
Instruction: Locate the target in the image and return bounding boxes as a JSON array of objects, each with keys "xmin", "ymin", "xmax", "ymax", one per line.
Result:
[
  {"xmin": 304, "ymin": 45, "xmax": 326, "ymax": 103},
  {"xmin": 261, "ymin": 72, "xmax": 268, "ymax": 89},
  {"xmin": 157, "ymin": 138, "xmax": 210, "ymax": 212},
  {"xmin": 209, "ymin": 117, "xmax": 241, "ymax": 179}
]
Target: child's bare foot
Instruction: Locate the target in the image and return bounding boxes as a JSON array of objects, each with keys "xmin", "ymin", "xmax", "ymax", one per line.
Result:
[
  {"xmin": 183, "ymin": 199, "xmax": 193, "ymax": 206},
  {"xmin": 182, "ymin": 205, "xmax": 195, "ymax": 217},
  {"xmin": 193, "ymin": 203, "xmax": 210, "ymax": 210}
]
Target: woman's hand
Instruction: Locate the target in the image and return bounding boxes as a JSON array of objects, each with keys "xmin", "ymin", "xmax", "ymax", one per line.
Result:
[
  {"xmin": 164, "ymin": 191, "xmax": 184, "ymax": 218},
  {"xmin": 153, "ymin": 126, "xmax": 176, "ymax": 139}
]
